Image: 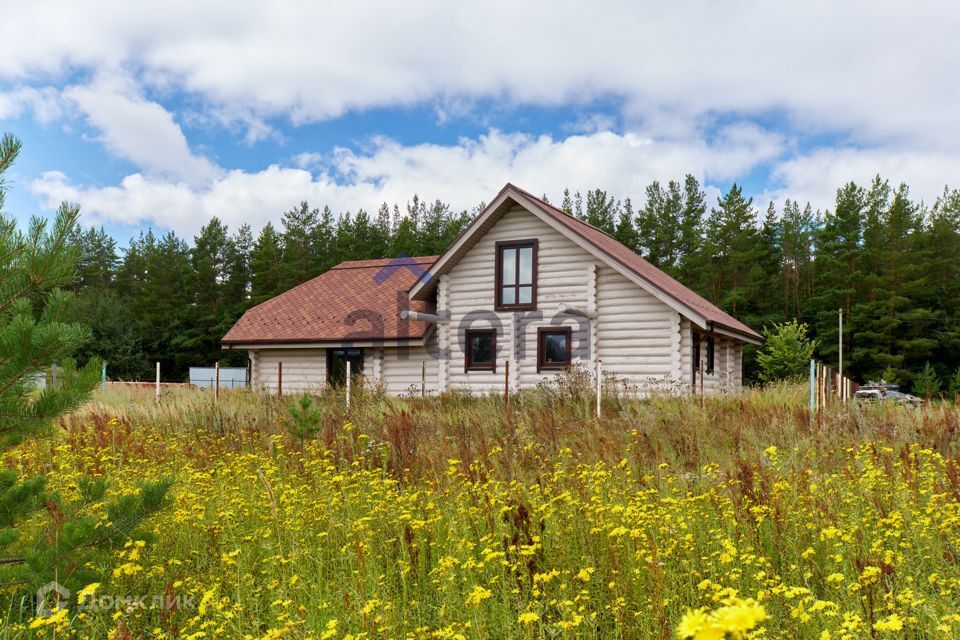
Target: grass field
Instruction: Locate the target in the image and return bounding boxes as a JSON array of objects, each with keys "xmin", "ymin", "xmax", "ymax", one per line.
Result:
[{"xmin": 5, "ymin": 380, "xmax": 960, "ymax": 639}]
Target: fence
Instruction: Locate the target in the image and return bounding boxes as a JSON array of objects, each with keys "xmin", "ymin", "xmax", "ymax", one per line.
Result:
[
  {"xmin": 189, "ymin": 367, "xmax": 249, "ymax": 390},
  {"xmin": 810, "ymin": 359, "xmax": 856, "ymax": 420},
  {"xmin": 26, "ymin": 371, "xmax": 47, "ymax": 390}
]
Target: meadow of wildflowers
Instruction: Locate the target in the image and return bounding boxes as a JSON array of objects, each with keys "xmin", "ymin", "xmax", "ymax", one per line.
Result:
[{"xmin": 5, "ymin": 382, "xmax": 960, "ymax": 639}]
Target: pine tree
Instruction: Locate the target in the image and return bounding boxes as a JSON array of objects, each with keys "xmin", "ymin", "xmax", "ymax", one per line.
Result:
[
  {"xmin": 702, "ymin": 184, "xmax": 761, "ymax": 317},
  {"xmin": 0, "ymin": 133, "xmax": 169, "ymax": 591},
  {"xmin": 71, "ymin": 226, "xmax": 118, "ymax": 291},
  {"xmin": 947, "ymin": 367, "xmax": 960, "ymax": 401},
  {"xmin": 779, "ymin": 199, "xmax": 817, "ymax": 317},
  {"xmin": 676, "ymin": 174, "xmax": 706, "ymax": 287},
  {"xmin": 637, "ymin": 181, "xmax": 682, "ymax": 271},
  {"xmin": 192, "ymin": 216, "xmax": 230, "ymax": 317},
  {"xmin": 560, "ymin": 188, "xmax": 573, "ymax": 215},
  {"xmin": 912, "ymin": 361, "xmax": 941, "ymax": 399},
  {"xmin": 250, "ymin": 223, "xmax": 284, "ymax": 304},
  {"xmin": 224, "ymin": 223, "xmax": 253, "ymax": 310},
  {"xmin": 613, "ymin": 197, "xmax": 638, "ymax": 252},
  {"xmin": 853, "ymin": 183, "xmax": 937, "ymax": 382},
  {"xmin": 812, "ymin": 182, "xmax": 865, "ymax": 374},
  {"xmin": 279, "ymin": 201, "xmax": 320, "ymax": 288},
  {"xmin": 584, "ymin": 188, "xmax": 618, "ymax": 235}
]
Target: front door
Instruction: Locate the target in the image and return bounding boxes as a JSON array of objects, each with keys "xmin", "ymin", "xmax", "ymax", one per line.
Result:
[{"xmin": 327, "ymin": 348, "xmax": 364, "ymax": 386}]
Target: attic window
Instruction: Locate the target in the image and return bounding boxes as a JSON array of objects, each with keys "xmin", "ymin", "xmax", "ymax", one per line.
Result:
[{"xmin": 495, "ymin": 239, "xmax": 537, "ymax": 310}]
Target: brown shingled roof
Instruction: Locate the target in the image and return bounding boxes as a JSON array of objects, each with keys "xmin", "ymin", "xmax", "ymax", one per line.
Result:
[
  {"xmin": 505, "ymin": 184, "xmax": 761, "ymax": 341},
  {"xmin": 222, "ymin": 256, "xmax": 438, "ymax": 345}
]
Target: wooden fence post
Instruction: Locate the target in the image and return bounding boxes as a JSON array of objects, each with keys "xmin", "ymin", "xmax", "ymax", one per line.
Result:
[
  {"xmin": 504, "ymin": 359, "xmax": 510, "ymax": 414},
  {"xmin": 421, "ymin": 361, "xmax": 426, "ymax": 399},
  {"xmin": 155, "ymin": 362, "xmax": 160, "ymax": 404},
  {"xmin": 345, "ymin": 360, "xmax": 351, "ymax": 414},
  {"xmin": 699, "ymin": 359, "xmax": 705, "ymax": 409},
  {"xmin": 809, "ymin": 359, "xmax": 816, "ymax": 419},
  {"xmin": 596, "ymin": 359, "xmax": 602, "ymax": 418},
  {"xmin": 277, "ymin": 362, "xmax": 283, "ymax": 399},
  {"xmin": 215, "ymin": 362, "xmax": 220, "ymax": 401},
  {"xmin": 101, "ymin": 361, "xmax": 107, "ymax": 394}
]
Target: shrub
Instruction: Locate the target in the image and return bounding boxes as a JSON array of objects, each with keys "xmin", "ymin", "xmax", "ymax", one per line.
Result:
[
  {"xmin": 912, "ymin": 361, "xmax": 941, "ymax": 399},
  {"xmin": 756, "ymin": 320, "xmax": 818, "ymax": 383}
]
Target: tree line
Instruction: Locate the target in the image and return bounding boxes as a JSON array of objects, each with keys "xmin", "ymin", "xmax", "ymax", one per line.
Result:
[{"xmin": 68, "ymin": 177, "xmax": 960, "ymax": 393}]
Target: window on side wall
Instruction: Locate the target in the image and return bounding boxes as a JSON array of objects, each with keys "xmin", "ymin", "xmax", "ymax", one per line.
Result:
[
  {"xmin": 706, "ymin": 336, "xmax": 715, "ymax": 374},
  {"xmin": 465, "ymin": 329, "xmax": 496, "ymax": 372},
  {"xmin": 495, "ymin": 239, "xmax": 537, "ymax": 310},
  {"xmin": 537, "ymin": 327, "xmax": 572, "ymax": 372},
  {"xmin": 692, "ymin": 331, "xmax": 701, "ymax": 383}
]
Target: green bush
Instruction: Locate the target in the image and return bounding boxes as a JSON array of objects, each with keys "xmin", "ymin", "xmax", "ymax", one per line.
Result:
[{"xmin": 756, "ymin": 320, "xmax": 818, "ymax": 383}]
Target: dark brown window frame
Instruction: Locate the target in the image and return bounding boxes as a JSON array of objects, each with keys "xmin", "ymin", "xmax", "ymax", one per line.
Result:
[
  {"xmin": 494, "ymin": 239, "xmax": 538, "ymax": 311},
  {"xmin": 692, "ymin": 332, "xmax": 716, "ymax": 381},
  {"xmin": 327, "ymin": 347, "xmax": 364, "ymax": 387},
  {"xmin": 537, "ymin": 326, "xmax": 572, "ymax": 372},
  {"xmin": 692, "ymin": 331, "xmax": 701, "ymax": 385},
  {"xmin": 706, "ymin": 336, "xmax": 715, "ymax": 375},
  {"xmin": 464, "ymin": 328, "xmax": 497, "ymax": 373}
]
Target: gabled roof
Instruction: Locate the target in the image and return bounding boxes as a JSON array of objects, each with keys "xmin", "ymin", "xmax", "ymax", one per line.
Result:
[
  {"xmin": 222, "ymin": 256, "xmax": 438, "ymax": 346},
  {"xmin": 408, "ymin": 183, "xmax": 762, "ymax": 344}
]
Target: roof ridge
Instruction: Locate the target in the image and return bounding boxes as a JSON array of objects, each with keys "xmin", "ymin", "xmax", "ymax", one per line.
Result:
[
  {"xmin": 506, "ymin": 183, "xmax": 622, "ymax": 242},
  {"xmin": 331, "ymin": 255, "xmax": 438, "ymax": 269}
]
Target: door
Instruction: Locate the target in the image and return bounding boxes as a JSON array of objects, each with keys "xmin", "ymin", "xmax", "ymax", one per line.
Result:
[{"xmin": 327, "ymin": 348, "xmax": 364, "ymax": 386}]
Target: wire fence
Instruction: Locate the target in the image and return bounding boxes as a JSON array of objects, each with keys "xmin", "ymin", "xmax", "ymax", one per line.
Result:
[{"xmin": 189, "ymin": 367, "xmax": 250, "ymax": 390}]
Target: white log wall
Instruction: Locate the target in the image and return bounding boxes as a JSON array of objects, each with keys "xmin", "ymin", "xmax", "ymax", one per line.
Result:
[
  {"xmin": 380, "ymin": 333, "xmax": 440, "ymax": 396},
  {"xmin": 442, "ymin": 206, "xmax": 593, "ymax": 393},
  {"xmin": 595, "ymin": 265, "xmax": 675, "ymax": 392},
  {"xmin": 678, "ymin": 322, "xmax": 744, "ymax": 394},
  {"xmin": 251, "ymin": 349, "xmax": 328, "ymax": 394}
]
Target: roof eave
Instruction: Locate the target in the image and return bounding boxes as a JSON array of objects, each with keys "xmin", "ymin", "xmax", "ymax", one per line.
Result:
[
  {"xmin": 707, "ymin": 322, "xmax": 764, "ymax": 346},
  {"xmin": 222, "ymin": 334, "xmax": 431, "ymax": 349}
]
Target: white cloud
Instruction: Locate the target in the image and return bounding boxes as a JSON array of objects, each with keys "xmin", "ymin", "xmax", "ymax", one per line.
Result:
[
  {"xmin": 0, "ymin": 1, "xmax": 957, "ymax": 148},
  {"xmin": 760, "ymin": 147, "xmax": 960, "ymax": 213},
  {"xmin": 63, "ymin": 75, "xmax": 219, "ymax": 184},
  {"xmin": 30, "ymin": 126, "xmax": 787, "ymax": 237},
  {"xmin": 0, "ymin": 86, "xmax": 66, "ymax": 123}
]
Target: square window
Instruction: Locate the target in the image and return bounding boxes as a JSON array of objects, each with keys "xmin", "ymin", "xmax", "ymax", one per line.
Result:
[
  {"xmin": 327, "ymin": 348, "xmax": 364, "ymax": 387},
  {"xmin": 537, "ymin": 327, "xmax": 572, "ymax": 372},
  {"xmin": 465, "ymin": 329, "xmax": 496, "ymax": 372}
]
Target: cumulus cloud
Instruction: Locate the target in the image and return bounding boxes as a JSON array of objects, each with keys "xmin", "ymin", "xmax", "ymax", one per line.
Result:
[
  {"xmin": 0, "ymin": 86, "xmax": 66, "ymax": 123},
  {"xmin": 0, "ymin": 1, "xmax": 958, "ymax": 147},
  {"xmin": 64, "ymin": 75, "xmax": 220, "ymax": 184},
  {"xmin": 29, "ymin": 126, "xmax": 788, "ymax": 237},
  {"xmin": 760, "ymin": 147, "xmax": 960, "ymax": 212}
]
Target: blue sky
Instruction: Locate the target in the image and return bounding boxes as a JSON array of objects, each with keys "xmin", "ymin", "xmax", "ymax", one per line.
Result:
[{"xmin": 1, "ymin": 1, "xmax": 958, "ymax": 244}]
